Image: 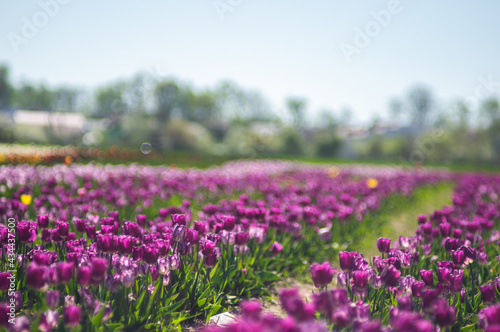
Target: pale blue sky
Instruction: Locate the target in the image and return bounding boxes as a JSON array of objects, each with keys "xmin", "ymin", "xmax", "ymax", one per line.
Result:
[{"xmin": 1, "ymin": 0, "xmax": 499, "ymax": 123}]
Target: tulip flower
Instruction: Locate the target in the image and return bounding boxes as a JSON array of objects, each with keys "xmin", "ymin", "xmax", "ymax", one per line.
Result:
[
  {"xmin": 63, "ymin": 305, "xmax": 81, "ymax": 329},
  {"xmin": 376, "ymin": 237, "xmax": 391, "ymax": 253},
  {"xmin": 310, "ymin": 262, "xmax": 336, "ymax": 289}
]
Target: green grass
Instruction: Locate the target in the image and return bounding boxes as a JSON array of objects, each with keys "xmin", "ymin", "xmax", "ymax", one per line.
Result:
[
  {"xmin": 349, "ymin": 182, "xmax": 455, "ymax": 260},
  {"xmin": 84, "ymin": 152, "xmax": 500, "ymax": 173}
]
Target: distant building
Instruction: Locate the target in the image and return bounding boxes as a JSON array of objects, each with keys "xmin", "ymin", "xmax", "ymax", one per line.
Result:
[{"xmin": 13, "ymin": 110, "xmax": 85, "ymax": 131}]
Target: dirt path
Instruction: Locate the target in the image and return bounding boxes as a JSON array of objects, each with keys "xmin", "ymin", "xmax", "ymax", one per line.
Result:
[{"xmin": 363, "ymin": 182, "xmax": 455, "ymax": 259}]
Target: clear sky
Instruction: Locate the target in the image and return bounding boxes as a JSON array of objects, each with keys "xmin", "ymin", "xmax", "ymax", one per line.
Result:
[{"xmin": 1, "ymin": 0, "xmax": 499, "ymax": 123}]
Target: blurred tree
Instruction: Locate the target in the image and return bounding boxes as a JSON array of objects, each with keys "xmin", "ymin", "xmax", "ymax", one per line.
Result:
[
  {"xmin": 316, "ymin": 133, "xmax": 341, "ymax": 157},
  {"xmin": 13, "ymin": 83, "xmax": 55, "ymax": 110},
  {"xmin": 54, "ymin": 87, "xmax": 79, "ymax": 112},
  {"xmin": 155, "ymin": 80, "xmax": 181, "ymax": 123},
  {"xmin": 0, "ymin": 65, "xmax": 13, "ymax": 109},
  {"xmin": 282, "ymin": 129, "xmax": 303, "ymax": 155},
  {"xmin": 455, "ymin": 100, "xmax": 470, "ymax": 129},
  {"xmin": 316, "ymin": 108, "xmax": 337, "ymax": 129},
  {"xmin": 407, "ymin": 85, "xmax": 433, "ymax": 128},
  {"xmin": 95, "ymin": 83, "xmax": 126, "ymax": 118},
  {"xmin": 340, "ymin": 107, "xmax": 353, "ymax": 125},
  {"xmin": 215, "ymin": 81, "xmax": 271, "ymax": 121},
  {"xmin": 286, "ymin": 97, "xmax": 307, "ymax": 128},
  {"xmin": 480, "ymin": 98, "xmax": 500, "ymax": 161},
  {"xmin": 480, "ymin": 98, "xmax": 500, "ymax": 126},
  {"xmin": 184, "ymin": 89, "xmax": 217, "ymax": 122},
  {"xmin": 388, "ymin": 98, "xmax": 403, "ymax": 124},
  {"xmin": 124, "ymin": 73, "xmax": 149, "ymax": 113}
]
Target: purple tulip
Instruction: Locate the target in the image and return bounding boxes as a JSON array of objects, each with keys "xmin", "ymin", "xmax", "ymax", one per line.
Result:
[
  {"xmin": 105, "ymin": 274, "xmax": 121, "ymax": 293},
  {"xmin": 121, "ymin": 270, "xmax": 135, "ymax": 288},
  {"xmin": 204, "ymin": 251, "xmax": 218, "ymax": 268},
  {"xmin": 370, "ymin": 274, "xmax": 383, "ymax": 289},
  {"xmin": 221, "ymin": 216, "xmax": 235, "ymax": 231},
  {"xmin": 352, "ymin": 269, "xmax": 370, "ymax": 290},
  {"xmin": 439, "ymin": 223, "xmax": 451, "ymax": 237},
  {"xmin": 432, "ymin": 298, "xmax": 456, "ymax": 327},
  {"xmin": 478, "ymin": 303, "xmax": 500, "ymax": 329},
  {"xmin": 235, "ymin": 232, "xmax": 250, "ymax": 246},
  {"xmin": 56, "ymin": 262, "xmax": 74, "ymax": 284},
  {"xmin": 310, "ymin": 262, "xmax": 336, "ymax": 289},
  {"xmin": 380, "ymin": 264, "xmax": 401, "ymax": 287},
  {"xmin": 279, "ymin": 288, "xmax": 315, "ymax": 322},
  {"xmin": 143, "ymin": 246, "xmax": 159, "ymax": 265},
  {"xmin": 420, "ymin": 269, "xmax": 434, "ymax": 287},
  {"xmin": 437, "ymin": 267, "xmax": 452, "ymax": 285},
  {"xmin": 478, "ymin": 252, "xmax": 488, "ymax": 265},
  {"xmin": 339, "ymin": 251, "xmax": 357, "ymax": 272},
  {"xmin": 17, "ymin": 221, "xmax": 36, "ymax": 243},
  {"xmin": 136, "ymin": 214, "xmax": 147, "ymax": 226},
  {"xmin": 480, "ymin": 283, "xmax": 496, "ymax": 303},
  {"xmin": 41, "ymin": 229, "xmax": 52, "ymax": 243},
  {"xmin": 240, "ymin": 300, "xmax": 262, "ymax": 320},
  {"xmin": 73, "ymin": 218, "xmax": 86, "ymax": 233},
  {"xmin": 167, "ymin": 254, "xmax": 180, "ymax": 270},
  {"xmin": 86, "ymin": 226, "xmax": 96, "ymax": 239},
  {"xmin": 171, "ymin": 214, "xmax": 187, "ymax": 226},
  {"xmin": 26, "ymin": 264, "xmax": 47, "ymax": 291},
  {"xmin": 77, "ymin": 266, "xmax": 91, "ymax": 287},
  {"xmin": 56, "ymin": 222, "xmax": 69, "ymax": 238},
  {"xmin": 377, "ymin": 237, "xmax": 391, "ymax": 253},
  {"xmin": 312, "ymin": 292, "xmax": 333, "ymax": 315},
  {"xmin": 422, "ymin": 288, "xmax": 440, "ymax": 311},
  {"xmin": 391, "ymin": 311, "xmax": 434, "ymax": 332},
  {"xmin": 63, "ymin": 305, "xmax": 81, "ymax": 328},
  {"xmin": 411, "ymin": 280, "xmax": 425, "ymax": 298},
  {"xmin": 90, "ymin": 258, "xmax": 108, "ymax": 284},
  {"xmin": 172, "ymin": 224, "xmax": 187, "ymax": 243},
  {"xmin": 450, "ymin": 272, "xmax": 464, "ymax": 293},
  {"xmin": 201, "ymin": 240, "xmax": 216, "ymax": 257},
  {"xmin": 37, "ymin": 214, "xmax": 50, "ymax": 228},
  {"xmin": 270, "ymin": 241, "xmax": 283, "ymax": 255},
  {"xmin": 332, "ymin": 305, "xmax": 353, "ymax": 329},
  {"xmin": 397, "ymin": 295, "xmax": 414, "ymax": 311},
  {"xmin": 132, "ymin": 246, "xmax": 144, "ymax": 261},
  {"xmin": 0, "ymin": 273, "xmax": 11, "ymax": 292},
  {"xmin": 46, "ymin": 290, "xmax": 60, "ymax": 309}
]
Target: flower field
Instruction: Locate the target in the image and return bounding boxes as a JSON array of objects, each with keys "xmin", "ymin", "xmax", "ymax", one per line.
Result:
[{"xmin": 0, "ymin": 160, "xmax": 498, "ymax": 331}]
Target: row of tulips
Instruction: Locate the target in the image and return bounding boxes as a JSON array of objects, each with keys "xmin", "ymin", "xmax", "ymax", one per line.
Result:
[
  {"xmin": 0, "ymin": 144, "xmax": 163, "ymax": 166},
  {"xmin": 0, "ymin": 161, "xmax": 451, "ymax": 330},
  {"xmin": 200, "ymin": 172, "xmax": 500, "ymax": 331}
]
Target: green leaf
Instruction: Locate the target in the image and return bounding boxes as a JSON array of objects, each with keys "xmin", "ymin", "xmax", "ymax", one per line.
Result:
[
  {"xmin": 91, "ymin": 306, "xmax": 106, "ymax": 327},
  {"xmin": 197, "ymin": 298, "xmax": 207, "ymax": 307},
  {"xmin": 256, "ymin": 271, "xmax": 280, "ymax": 282},
  {"xmin": 161, "ymin": 298, "xmax": 187, "ymax": 315},
  {"xmin": 460, "ymin": 324, "xmax": 476, "ymax": 332},
  {"xmin": 473, "ymin": 292, "xmax": 482, "ymax": 309},
  {"xmin": 146, "ymin": 278, "xmax": 162, "ymax": 314},
  {"xmin": 135, "ymin": 289, "xmax": 148, "ymax": 310},
  {"xmin": 30, "ymin": 313, "xmax": 43, "ymax": 332},
  {"xmin": 104, "ymin": 323, "xmax": 124, "ymax": 331}
]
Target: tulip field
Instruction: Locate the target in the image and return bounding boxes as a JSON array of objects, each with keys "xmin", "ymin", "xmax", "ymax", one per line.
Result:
[{"xmin": 0, "ymin": 160, "xmax": 499, "ymax": 331}]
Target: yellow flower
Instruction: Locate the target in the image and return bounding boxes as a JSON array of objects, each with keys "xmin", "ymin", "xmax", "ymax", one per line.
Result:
[
  {"xmin": 328, "ymin": 166, "xmax": 340, "ymax": 178},
  {"xmin": 20, "ymin": 194, "xmax": 32, "ymax": 205},
  {"xmin": 366, "ymin": 178, "xmax": 378, "ymax": 189},
  {"xmin": 65, "ymin": 155, "xmax": 73, "ymax": 165}
]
